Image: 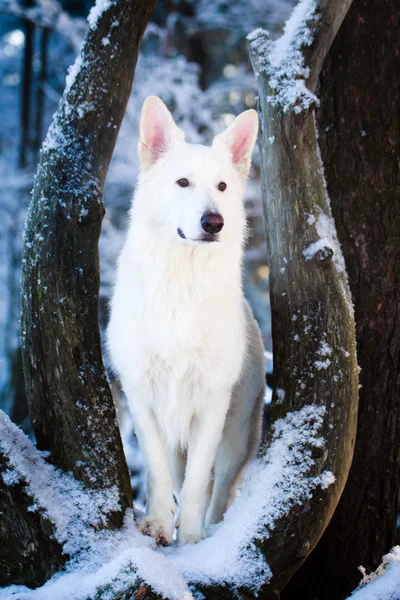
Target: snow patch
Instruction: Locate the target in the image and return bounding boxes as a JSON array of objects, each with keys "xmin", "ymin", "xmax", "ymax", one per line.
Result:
[
  {"xmin": 87, "ymin": 0, "xmax": 113, "ymax": 30},
  {"xmin": 317, "ymin": 341, "xmax": 332, "ymax": 357},
  {"xmin": 314, "ymin": 358, "xmax": 331, "ymax": 371},
  {"xmin": 0, "ymin": 405, "xmax": 334, "ymax": 599},
  {"xmin": 304, "ymin": 209, "xmax": 347, "ymax": 274},
  {"xmin": 0, "ymin": 410, "xmax": 120, "ymax": 556},
  {"xmin": 276, "ymin": 388, "xmax": 286, "ymax": 404},
  {"xmin": 65, "ymin": 54, "xmax": 83, "ymax": 93},
  {"xmin": 307, "ymin": 213, "xmax": 316, "ymax": 225},
  {"xmin": 348, "ymin": 547, "xmax": 400, "ymax": 600}
]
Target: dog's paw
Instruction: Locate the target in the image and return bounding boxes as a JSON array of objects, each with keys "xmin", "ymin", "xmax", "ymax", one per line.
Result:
[
  {"xmin": 177, "ymin": 520, "xmax": 206, "ymax": 546},
  {"xmin": 138, "ymin": 515, "xmax": 174, "ymax": 547}
]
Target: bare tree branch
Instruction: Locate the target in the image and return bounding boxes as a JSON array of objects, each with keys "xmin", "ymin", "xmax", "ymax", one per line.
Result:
[{"xmin": 0, "ymin": 0, "xmax": 85, "ymax": 51}]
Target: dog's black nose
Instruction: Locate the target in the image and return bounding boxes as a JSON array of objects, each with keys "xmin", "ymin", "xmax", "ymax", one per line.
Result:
[{"xmin": 201, "ymin": 212, "xmax": 224, "ymax": 234}]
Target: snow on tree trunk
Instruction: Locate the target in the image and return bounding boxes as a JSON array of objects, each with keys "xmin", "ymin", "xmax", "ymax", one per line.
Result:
[
  {"xmin": 20, "ymin": 0, "xmax": 157, "ymax": 530},
  {"xmin": 0, "ymin": 413, "xmax": 64, "ymax": 587},
  {"xmin": 283, "ymin": 0, "xmax": 400, "ymax": 597},
  {"xmin": 247, "ymin": 0, "xmax": 358, "ymax": 595}
]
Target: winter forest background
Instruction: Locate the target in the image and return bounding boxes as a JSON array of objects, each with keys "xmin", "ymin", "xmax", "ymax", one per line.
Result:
[
  {"xmin": 0, "ymin": 0, "xmax": 292, "ymax": 441},
  {"xmin": 0, "ymin": 0, "xmax": 399, "ymax": 599}
]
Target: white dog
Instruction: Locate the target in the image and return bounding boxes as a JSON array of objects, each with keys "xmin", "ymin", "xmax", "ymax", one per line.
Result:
[{"xmin": 107, "ymin": 96, "xmax": 265, "ymax": 546}]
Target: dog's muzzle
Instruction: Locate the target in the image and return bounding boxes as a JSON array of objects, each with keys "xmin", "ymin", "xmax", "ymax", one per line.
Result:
[{"xmin": 177, "ymin": 227, "xmax": 219, "ymax": 243}]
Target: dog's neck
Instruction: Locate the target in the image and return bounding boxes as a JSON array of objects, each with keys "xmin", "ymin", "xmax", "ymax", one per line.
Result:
[{"xmin": 126, "ymin": 221, "xmax": 244, "ymax": 297}]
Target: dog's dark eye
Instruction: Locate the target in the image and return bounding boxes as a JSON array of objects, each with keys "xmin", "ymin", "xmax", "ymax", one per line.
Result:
[
  {"xmin": 218, "ymin": 182, "xmax": 227, "ymax": 192},
  {"xmin": 177, "ymin": 178, "xmax": 189, "ymax": 188}
]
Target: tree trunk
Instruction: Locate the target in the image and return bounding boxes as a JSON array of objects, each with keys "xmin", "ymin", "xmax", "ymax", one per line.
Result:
[
  {"xmin": 20, "ymin": 0, "xmax": 157, "ymax": 531},
  {"xmin": 282, "ymin": 1, "xmax": 400, "ymax": 598},
  {"xmin": 34, "ymin": 27, "xmax": 49, "ymax": 154},
  {"xmin": 246, "ymin": 1, "xmax": 358, "ymax": 596},
  {"xmin": 19, "ymin": 0, "xmax": 34, "ymax": 167}
]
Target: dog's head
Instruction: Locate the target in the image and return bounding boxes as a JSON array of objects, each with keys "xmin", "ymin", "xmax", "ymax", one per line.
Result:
[{"xmin": 136, "ymin": 96, "xmax": 258, "ymax": 247}]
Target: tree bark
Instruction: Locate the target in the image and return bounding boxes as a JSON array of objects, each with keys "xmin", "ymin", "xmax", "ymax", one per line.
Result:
[
  {"xmin": 21, "ymin": 0, "xmax": 157, "ymax": 529},
  {"xmin": 282, "ymin": 0, "xmax": 400, "ymax": 598}
]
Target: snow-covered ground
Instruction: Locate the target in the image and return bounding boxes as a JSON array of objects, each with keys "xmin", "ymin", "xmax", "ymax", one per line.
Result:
[
  {"xmin": 0, "ymin": 404, "xmax": 335, "ymax": 599},
  {"xmin": 2, "ymin": 401, "xmax": 397, "ymax": 600}
]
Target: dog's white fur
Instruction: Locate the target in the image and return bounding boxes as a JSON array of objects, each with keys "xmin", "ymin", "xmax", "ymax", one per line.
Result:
[{"xmin": 107, "ymin": 96, "xmax": 265, "ymax": 546}]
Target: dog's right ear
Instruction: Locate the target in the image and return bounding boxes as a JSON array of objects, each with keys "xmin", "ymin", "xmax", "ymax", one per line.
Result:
[{"xmin": 138, "ymin": 96, "xmax": 185, "ymax": 169}]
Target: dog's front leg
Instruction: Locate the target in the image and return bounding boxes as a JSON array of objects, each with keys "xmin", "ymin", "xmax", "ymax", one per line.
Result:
[
  {"xmin": 178, "ymin": 390, "xmax": 231, "ymax": 545},
  {"xmin": 126, "ymin": 386, "xmax": 175, "ymax": 546}
]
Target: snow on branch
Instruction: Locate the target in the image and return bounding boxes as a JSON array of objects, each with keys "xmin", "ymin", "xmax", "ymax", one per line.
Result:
[
  {"xmin": 248, "ymin": 0, "xmax": 354, "ymax": 113},
  {"xmin": 87, "ymin": 0, "xmax": 115, "ymax": 30},
  {"xmin": 0, "ymin": 411, "xmax": 120, "ymax": 556},
  {"xmin": 168, "ymin": 405, "xmax": 334, "ymax": 593},
  {"xmin": 247, "ymin": 0, "xmax": 320, "ymax": 113},
  {"xmin": 0, "ymin": 405, "xmax": 335, "ymax": 600}
]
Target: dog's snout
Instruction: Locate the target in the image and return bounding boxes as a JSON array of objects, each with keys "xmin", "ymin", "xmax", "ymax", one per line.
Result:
[{"xmin": 201, "ymin": 212, "xmax": 224, "ymax": 234}]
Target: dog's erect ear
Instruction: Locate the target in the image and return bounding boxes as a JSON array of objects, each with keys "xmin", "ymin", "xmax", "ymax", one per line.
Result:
[
  {"xmin": 138, "ymin": 96, "xmax": 185, "ymax": 168},
  {"xmin": 214, "ymin": 110, "xmax": 258, "ymax": 178}
]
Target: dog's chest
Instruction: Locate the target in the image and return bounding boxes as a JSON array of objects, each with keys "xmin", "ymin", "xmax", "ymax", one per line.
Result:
[{"xmin": 137, "ymin": 277, "xmax": 241, "ymax": 364}]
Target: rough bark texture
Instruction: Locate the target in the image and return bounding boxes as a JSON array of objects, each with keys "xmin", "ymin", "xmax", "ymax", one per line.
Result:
[
  {"xmin": 20, "ymin": 0, "xmax": 157, "ymax": 528},
  {"xmin": 248, "ymin": 0, "xmax": 358, "ymax": 596},
  {"xmin": 0, "ymin": 451, "xmax": 65, "ymax": 587},
  {"xmin": 283, "ymin": 0, "xmax": 400, "ymax": 598}
]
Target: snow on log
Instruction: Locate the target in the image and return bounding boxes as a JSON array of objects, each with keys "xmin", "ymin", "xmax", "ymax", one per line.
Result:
[
  {"xmin": 0, "ymin": 411, "xmax": 64, "ymax": 587},
  {"xmin": 0, "ymin": 405, "xmax": 337, "ymax": 599},
  {"xmin": 20, "ymin": 0, "xmax": 157, "ymax": 527},
  {"xmin": 247, "ymin": 0, "xmax": 358, "ymax": 595}
]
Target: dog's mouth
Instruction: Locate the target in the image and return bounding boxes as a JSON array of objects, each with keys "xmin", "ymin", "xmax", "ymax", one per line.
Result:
[{"xmin": 177, "ymin": 228, "xmax": 218, "ymax": 243}]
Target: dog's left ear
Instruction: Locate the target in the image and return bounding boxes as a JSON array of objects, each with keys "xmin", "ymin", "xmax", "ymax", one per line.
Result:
[
  {"xmin": 214, "ymin": 110, "xmax": 258, "ymax": 178},
  {"xmin": 138, "ymin": 96, "xmax": 185, "ymax": 169}
]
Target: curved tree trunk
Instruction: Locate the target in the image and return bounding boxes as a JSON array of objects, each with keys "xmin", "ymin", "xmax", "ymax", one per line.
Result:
[
  {"xmin": 247, "ymin": 2, "xmax": 358, "ymax": 596},
  {"xmin": 282, "ymin": 0, "xmax": 400, "ymax": 598},
  {"xmin": 20, "ymin": 0, "xmax": 157, "ymax": 530}
]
